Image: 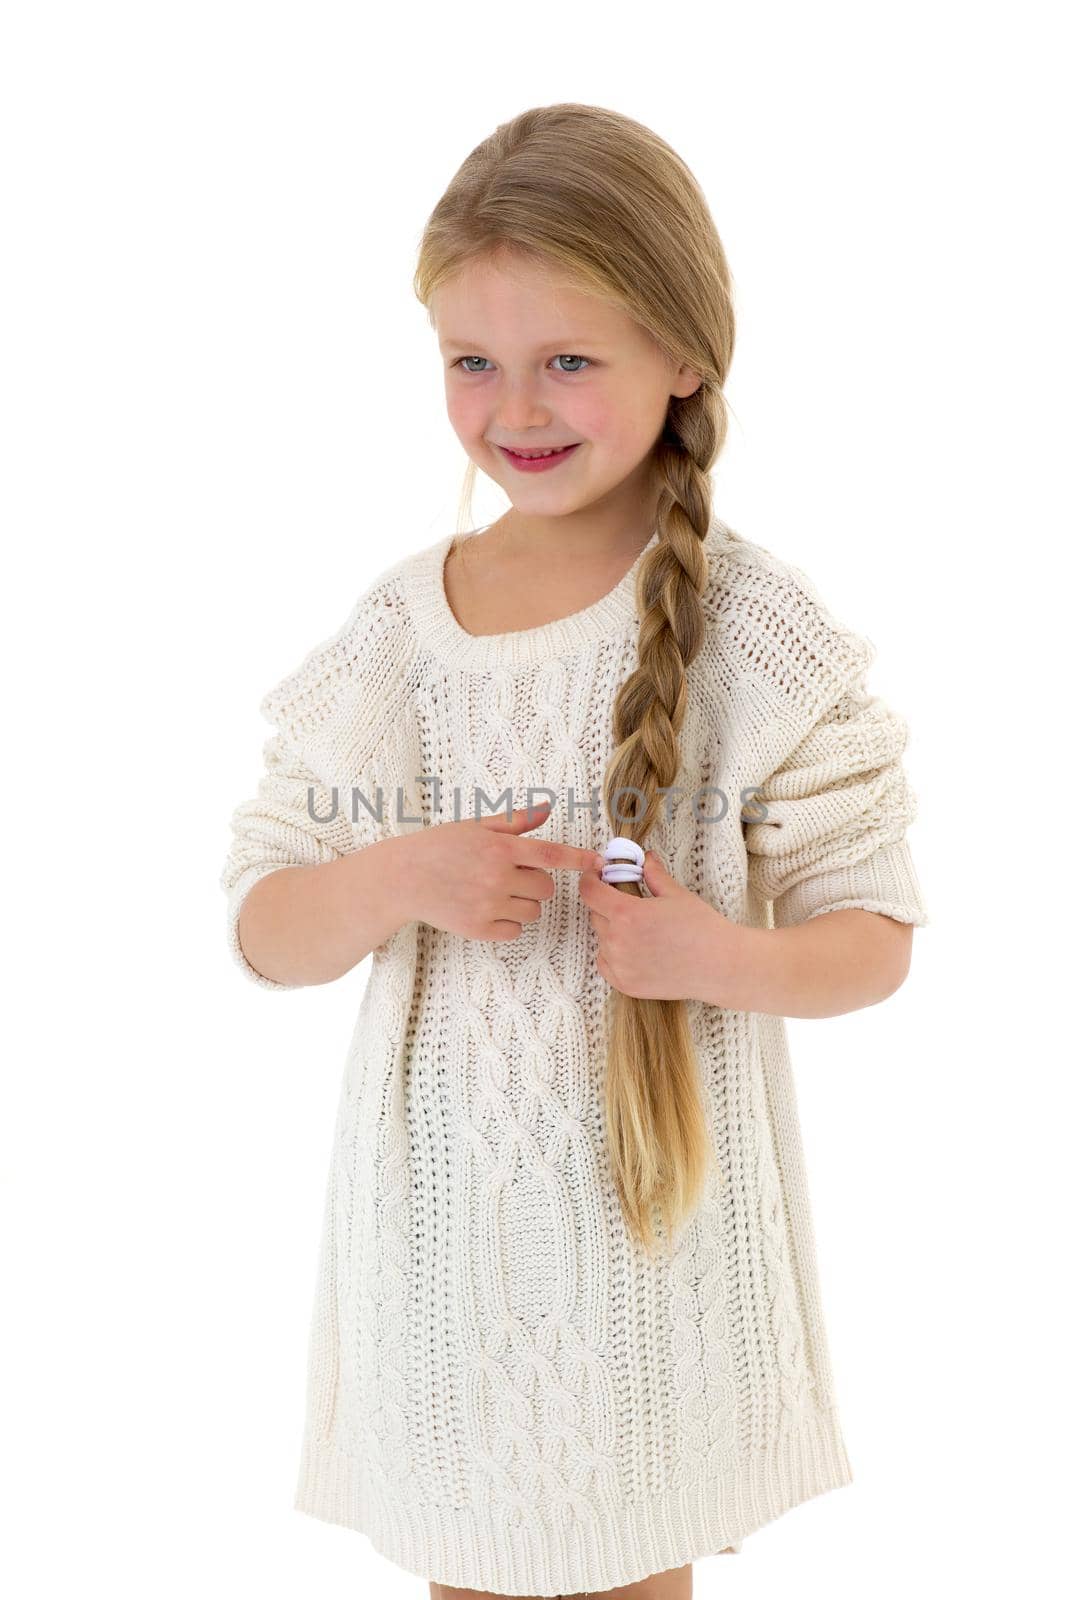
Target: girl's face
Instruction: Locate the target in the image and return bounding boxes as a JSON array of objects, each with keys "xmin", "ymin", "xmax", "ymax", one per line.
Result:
[{"xmin": 433, "ymin": 252, "xmax": 701, "ymax": 531}]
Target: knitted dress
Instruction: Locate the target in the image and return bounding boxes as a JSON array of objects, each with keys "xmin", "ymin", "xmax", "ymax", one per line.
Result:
[{"xmin": 220, "ymin": 516, "xmax": 929, "ymax": 1597}]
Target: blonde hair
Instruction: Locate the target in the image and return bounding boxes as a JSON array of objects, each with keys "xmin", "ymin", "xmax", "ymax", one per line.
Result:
[{"xmin": 412, "ymin": 102, "xmax": 736, "ymax": 1258}]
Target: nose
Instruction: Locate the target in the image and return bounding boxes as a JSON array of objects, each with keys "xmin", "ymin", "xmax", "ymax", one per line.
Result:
[{"xmin": 493, "ymin": 372, "xmax": 554, "ymax": 431}]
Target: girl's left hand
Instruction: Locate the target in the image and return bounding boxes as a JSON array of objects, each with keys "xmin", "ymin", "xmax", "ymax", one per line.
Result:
[{"xmin": 578, "ymin": 850, "xmax": 744, "ymax": 1005}]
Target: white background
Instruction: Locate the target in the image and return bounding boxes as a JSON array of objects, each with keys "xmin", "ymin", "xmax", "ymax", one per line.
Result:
[{"xmin": 3, "ymin": 3, "xmax": 1063, "ymax": 1596}]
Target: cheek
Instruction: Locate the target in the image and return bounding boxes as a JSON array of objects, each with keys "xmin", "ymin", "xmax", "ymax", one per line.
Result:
[
  {"xmin": 568, "ymin": 395, "xmax": 613, "ymax": 438},
  {"xmin": 445, "ymin": 386, "xmax": 488, "ymax": 440},
  {"xmin": 571, "ymin": 391, "xmax": 660, "ymax": 456}
]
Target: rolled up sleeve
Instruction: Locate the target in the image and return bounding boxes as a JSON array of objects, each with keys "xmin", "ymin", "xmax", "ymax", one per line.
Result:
[
  {"xmin": 220, "ymin": 726, "xmax": 366, "ymax": 990},
  {"xmin": 744, "ymin": 673, "xmax": 930, "ymax": 931}
]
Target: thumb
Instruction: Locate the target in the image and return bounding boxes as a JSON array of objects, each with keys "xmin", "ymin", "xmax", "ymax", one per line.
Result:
[{"xmin": 641, "ymin": 849, "xmax": 681, "ymax": 897}]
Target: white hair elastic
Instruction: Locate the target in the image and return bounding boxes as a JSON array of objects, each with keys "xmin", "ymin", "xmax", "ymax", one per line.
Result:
[{"xmin": 600, "ymin": 836, "xmax": 645, "ymax": 885}]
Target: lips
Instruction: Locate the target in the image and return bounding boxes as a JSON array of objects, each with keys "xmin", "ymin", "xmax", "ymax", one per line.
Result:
[
  {"xmin": 495, "ymin": 442, "xmax": 582, "ymax": 473},
  {"xmin": 500, "ymin": 445, "xmax": 575, "ymax": 458}
]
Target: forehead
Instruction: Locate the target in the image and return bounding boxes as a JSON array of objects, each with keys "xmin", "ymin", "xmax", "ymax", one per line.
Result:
[{"xmin": 433, "ymin": 254, "xmax": 631, "ymax": 347}]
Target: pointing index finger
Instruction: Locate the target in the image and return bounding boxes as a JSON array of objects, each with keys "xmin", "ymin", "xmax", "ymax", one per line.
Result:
[{"xmin": 518, "ymin": 837, "xmax": 605, "ymax": 875}]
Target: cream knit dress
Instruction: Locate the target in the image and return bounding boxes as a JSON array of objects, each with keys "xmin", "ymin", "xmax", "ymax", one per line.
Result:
[{"xmin": 220, "ymin": 516, "xmax": 929, "ymax": 1596}]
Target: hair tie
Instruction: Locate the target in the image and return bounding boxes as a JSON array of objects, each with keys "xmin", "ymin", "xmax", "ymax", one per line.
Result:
[{"xmin": 601, "ymin": 836, "xmax": 645, "ymax": 886}]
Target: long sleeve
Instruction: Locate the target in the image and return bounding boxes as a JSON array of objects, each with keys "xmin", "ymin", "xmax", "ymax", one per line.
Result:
[
  {"xmin": 219, "ymin": 574, "xmax": 412, "ymax": 990},
  {"xmin": 743, "ymin": 661, "xmax": 929, "ymax": 930},
  {"xmin": 220, "ymin": 724, "xmax": 367, "ymax": 990}
]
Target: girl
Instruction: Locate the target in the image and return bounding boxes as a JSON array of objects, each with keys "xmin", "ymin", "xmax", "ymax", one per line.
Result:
[{"xmin": 221, "ymin": 103, "xmax": 928, "ymax": 1600}]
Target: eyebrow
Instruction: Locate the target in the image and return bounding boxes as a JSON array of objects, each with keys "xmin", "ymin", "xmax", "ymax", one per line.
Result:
[{"xmin": 439, "ymin": 337, "xmax": 606, "ymax": 352}]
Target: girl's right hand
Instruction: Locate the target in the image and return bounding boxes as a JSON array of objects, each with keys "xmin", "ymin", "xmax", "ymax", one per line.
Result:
[{"xmin": 395, "ymin": 802, "xmax": 604, "ymax": 941}]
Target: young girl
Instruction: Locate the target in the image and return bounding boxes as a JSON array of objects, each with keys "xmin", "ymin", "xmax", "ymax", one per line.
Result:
[{"xmin": 221, "ymin": 103, "xmax": 928, "ymax": 1600}]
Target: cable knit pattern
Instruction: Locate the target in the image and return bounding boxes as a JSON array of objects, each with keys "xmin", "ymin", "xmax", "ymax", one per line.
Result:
[{"xmin": 219, "ymin": 517, "xmax": 929, "ymax": 1596}]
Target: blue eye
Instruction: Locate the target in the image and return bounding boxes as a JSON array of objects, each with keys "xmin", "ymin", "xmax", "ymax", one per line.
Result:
[{"xmin": 452, "ymin": 354, "xmax": 592, "ymax": 374}]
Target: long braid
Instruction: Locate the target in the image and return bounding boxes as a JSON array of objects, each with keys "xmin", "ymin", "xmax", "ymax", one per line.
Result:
[{"xmin": 601, "ymin": 392, "xmax": 727, "ymax": 1255}]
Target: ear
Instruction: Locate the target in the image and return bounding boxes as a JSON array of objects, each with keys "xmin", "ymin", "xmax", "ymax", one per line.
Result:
[{"xmin": 672, "ymin": 364, "xmax": 703, "ymax": 400}]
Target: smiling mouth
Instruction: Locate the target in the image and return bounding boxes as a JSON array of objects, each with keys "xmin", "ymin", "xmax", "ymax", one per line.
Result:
[{"xmin": 496, "ymin": 444, "xmax": 580, "ymax": 458}]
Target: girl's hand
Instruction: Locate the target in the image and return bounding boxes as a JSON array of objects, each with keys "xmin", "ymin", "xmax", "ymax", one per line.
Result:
[
  {"xmin": 578, "ymin": 849, "xmax": 745, "ymax": 1005},
  {"xmin": 397, "ymin": 802, "xmax": 604, "ymax": 942}
]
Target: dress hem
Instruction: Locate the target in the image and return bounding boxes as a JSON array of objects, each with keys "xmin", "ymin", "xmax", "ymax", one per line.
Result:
[{"xmin": 292, "ymin": 1404, "xmax": 853, "ymax": 1596}]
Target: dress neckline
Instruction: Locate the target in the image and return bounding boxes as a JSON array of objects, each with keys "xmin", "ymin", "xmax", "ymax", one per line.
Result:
[{"xmin": 405, "ymin": 522, "xmax": 661, "ymax": 670}]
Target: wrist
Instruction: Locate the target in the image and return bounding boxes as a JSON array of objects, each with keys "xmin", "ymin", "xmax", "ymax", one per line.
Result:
[
  {"xmin": 702, "ymin": 921, "xmax": 773, "ymax": 1013},
  {"xmin": 378, "ymin": 830, "xmax": 424, "ymax": 926}
]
